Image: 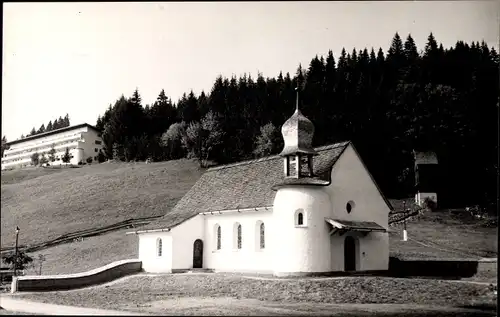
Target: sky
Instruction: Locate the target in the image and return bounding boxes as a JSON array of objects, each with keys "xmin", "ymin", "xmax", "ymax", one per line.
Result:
[{"xmin": 2, "ymin": 1, "xmax": 499, "ymax": 141}]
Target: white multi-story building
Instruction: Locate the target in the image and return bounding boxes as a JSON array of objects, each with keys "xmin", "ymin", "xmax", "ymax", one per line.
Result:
[{"xmin": 1, "ymin": 123, "xmax": 104, "ymax": 170}]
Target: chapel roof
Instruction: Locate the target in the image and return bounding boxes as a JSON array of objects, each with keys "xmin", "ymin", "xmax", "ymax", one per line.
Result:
[{"xmin": 136, "ymin": 141, "xmax": 393, "ymax": 232}]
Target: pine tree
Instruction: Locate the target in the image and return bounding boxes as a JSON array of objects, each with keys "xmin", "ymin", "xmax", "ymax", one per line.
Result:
[
  {"xmin": 96, "ymin": 115, "xmax": 103, "ymax": 131},
  {"xmin": 424, "ymin": 32, "xmax": 438, "ymax": 57},
  {"xmin": 130, "ymin": 88, "xmax": 142, "ymax": 106},
  {"xmin": 29, "ymin": 127, "xmax": 36, "ymax": 136},
  {"xmin": 112, "ymin": 142, "xmax": 125, "ymax": 161},
  {"xmin": 403, "ymin": 34, "xmax": 420, "ymax": 82},
  {"xmin": 46, "ymin": 121, "xmax": 53, "ymax": 132},
  {"xmin": 63, "ymin": 114, "xmax": 70, "ymax": 127},
  {"xmin": 1, "ymin": 136, "xmax": 9, "ymax": 157},
  {"xmin": 338, "ymin": 48, "xmax": 348, "ymax": 70},
  {"xmin": 37, "ymin": 124, "xmax": 46, "ymax": 134},
  {"xmin": 56, "ymin": 117, "xmax": 64, "ymax": 129},
  {"xmin": 388, "ymin": 32, "xmax": 404, "ymax": 57},
  {"xmin": 180, "ymin": 90, "xmax": 199, "ymax": 123},
  {"xmin": 295, "ymin": 64, "xmax": 305, "ymax": 90},
  {"xmin": 150, "ymin": 89, "xmax": 176, "ymax": 136},
  {"xmin": 52, "ymin": 119, "xmax": 59, "ymax": 130},
  {"xmin": 197, "ymin": 91, "xmax": 209, "ymax": 118}
]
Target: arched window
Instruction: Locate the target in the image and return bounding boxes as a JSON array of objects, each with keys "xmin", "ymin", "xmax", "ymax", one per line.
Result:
[
  {"xmin": 233, "ymin": 222, "xmax": 242, "ymax": 249},
  {"xmin": 259, "ymin": 222, "xmax": 265, "ymax": 249},
  {"xmin": 215, "ymin": 224, "xmax": 221, "ymax": 250},
  {"xmin": 156, "ymin": 238, "xmax": 162, "ymax": 257},
  {"xmin": 237, "ymin": 224, "xmax": 242, "ymax": 249},
  {"xmin": 295, "ymin": 209, "xmax": 306, "ymax": 226}
]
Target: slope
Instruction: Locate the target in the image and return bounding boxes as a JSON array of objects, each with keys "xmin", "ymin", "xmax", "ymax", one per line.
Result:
[{"xmin": 1, "ymin": 160, "xmax": 204, "ymax": 249}]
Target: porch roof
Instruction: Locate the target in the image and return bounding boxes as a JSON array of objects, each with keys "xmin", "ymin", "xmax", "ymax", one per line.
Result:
[{"xmin": 325, "ymin": 218, "xmax": 387, "ymax": 235}]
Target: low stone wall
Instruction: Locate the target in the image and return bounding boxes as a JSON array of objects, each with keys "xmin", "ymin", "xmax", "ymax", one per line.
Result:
[
  {"xmin": 11, "ymin": 259, "xmax": 142, "ymax": 293},
  {"xmin": 388, "ymin": 257, "xmax": 485, "ymax": 278}
]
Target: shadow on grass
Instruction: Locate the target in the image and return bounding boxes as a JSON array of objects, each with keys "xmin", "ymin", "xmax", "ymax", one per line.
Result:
[
  {"xmin": 323, "ymin": 312, "xmax": 496, "ymax": 317},
  {"xmin": 458, "ymin": 303, "xmax": 497, "ymax": 311},
  {"xmin": 388, "ymin": 257, "xmax": 479, "ymax": 278}
]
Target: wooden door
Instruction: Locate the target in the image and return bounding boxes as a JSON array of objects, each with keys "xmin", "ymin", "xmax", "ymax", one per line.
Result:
[
  {"xmin": 344, "ymin": 236, "xmax": 356, "ymax": 271},
  {"xmin": 193, "ymin": 239, "xmax": 203, "ymax": 268}
]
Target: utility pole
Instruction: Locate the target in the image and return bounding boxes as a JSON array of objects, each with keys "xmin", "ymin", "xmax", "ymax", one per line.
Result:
[
  {"xmin": 403, "ymin": 201, "xmax": 408, "ymax": 241},
  {"xmin": 14, "ymin": 226, "xmax": 19, "ymax": 276}
]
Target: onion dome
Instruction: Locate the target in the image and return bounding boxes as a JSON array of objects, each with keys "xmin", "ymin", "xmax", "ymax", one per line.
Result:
[{"xmin": 279, "ymin": 88, "xmax": 318, "ymax": 157}]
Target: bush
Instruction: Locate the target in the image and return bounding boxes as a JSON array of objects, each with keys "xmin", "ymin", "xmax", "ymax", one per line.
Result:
[
  {"xmin": 97, "ymin": 150, "xmax": 106, "ymax": 163},
  {"xmin": 2, "ymin": 251, "xmax": 34, "ymax": 271},
  {"xmin": 30, "ymin": 152, "xmax": 40, "ymax": 166},
  {"xmin": 424, "ymin": 197, "xmax": 437, "ymax": 211}
]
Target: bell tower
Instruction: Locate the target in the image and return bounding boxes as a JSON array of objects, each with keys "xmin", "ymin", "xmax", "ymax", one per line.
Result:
[
  {"xmin": 280, "ymin": 88, "xmax": 318, "ymax": 178},
  {"xmin": 271, "ymin": 87, "xmax": 332, "ymax": 277}
]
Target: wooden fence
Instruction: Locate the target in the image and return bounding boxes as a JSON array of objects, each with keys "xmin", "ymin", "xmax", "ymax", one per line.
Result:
[{"xmin": 0, "ymin": 215, "xmax": 162, "ymax": 256}]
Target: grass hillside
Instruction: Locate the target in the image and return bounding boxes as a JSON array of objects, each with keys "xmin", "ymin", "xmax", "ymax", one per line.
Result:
[
  {"xmin": 389, "ymin": 209, "xmax": 497, "ymax": 260},
  {"xmin": 1, "ymin": 166, "xmax": 69, "ymax": 185},
  {"xmin": 1, "ymin": 160, "xmax": 204, "ymax": 248}
]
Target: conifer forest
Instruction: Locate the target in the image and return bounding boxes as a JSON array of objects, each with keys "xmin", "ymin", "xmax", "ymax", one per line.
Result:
[{"xmin": 94, "ymin": 33, "xmax": 499, "ymax": 210}]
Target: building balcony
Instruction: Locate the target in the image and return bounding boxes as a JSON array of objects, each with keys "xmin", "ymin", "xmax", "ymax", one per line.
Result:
[
  {"xmin": 1, "ymin": 142, "xmax": 80, "ymax": 164},
  {"xmin": 3, "ymin": 139, "xmax": 83, "ymax": 161},
  {"xmin": 5, "ymin": 134, "xmax": 84, "ymax": 157}
]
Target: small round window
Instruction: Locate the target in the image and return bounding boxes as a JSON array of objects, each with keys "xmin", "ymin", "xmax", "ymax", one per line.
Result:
[{"xmin": 346, "ymin": 201, "xmax": 355, "ymax": 214}]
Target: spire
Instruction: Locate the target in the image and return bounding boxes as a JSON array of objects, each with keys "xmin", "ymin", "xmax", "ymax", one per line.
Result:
[{"xmin": 295, "ymin": 87, "xmax": 299, "ymax": 112}]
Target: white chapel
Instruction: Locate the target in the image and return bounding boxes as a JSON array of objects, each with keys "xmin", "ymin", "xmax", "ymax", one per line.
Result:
[{"xmin": 128, "ymin": 91, "xmax": 393, "ymax": 276}]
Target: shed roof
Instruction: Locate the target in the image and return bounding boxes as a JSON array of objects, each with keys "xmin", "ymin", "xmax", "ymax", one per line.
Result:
[{"xmin": 137, "ymin": 141, "xmax": 393, "ymax": 232}]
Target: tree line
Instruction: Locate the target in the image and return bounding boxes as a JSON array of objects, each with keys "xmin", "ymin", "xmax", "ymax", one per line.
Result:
[{"xmin": 24, "ymin": 114, "xmax": 71, "ymax": 138}]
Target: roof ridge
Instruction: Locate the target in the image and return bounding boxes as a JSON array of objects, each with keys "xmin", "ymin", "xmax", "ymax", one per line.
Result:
[{"xmin": 207, "ymin": 141, "xmax": 350, "ymax": 172}]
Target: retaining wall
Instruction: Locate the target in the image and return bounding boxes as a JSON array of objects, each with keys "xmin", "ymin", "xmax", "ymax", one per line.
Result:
[
  {"xmin": 388, "ymin": 257, "xmax": 491, "ymax": 278},
  {"xmin": 11, "ymin": 259, "xmax": 142, "ymax": 293}
]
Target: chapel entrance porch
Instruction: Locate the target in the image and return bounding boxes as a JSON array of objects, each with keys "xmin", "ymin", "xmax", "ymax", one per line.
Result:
[{"xmin": 325, "ymin": 218, "xmax": 387, "ymax": 272}]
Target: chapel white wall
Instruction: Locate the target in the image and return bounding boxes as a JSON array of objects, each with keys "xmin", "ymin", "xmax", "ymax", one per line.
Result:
[
  {"xmin": 325, "ymin": 144, "xmax": 390, "ymax": 271},
  {"xmin": 138, "ymin": 232, "xmax": 173, "ymax": 273},
  {"xmin": 170, "ymin": 215, "xmax": 204, "ymax": 269},
  {"xmin": 203, "ymin": 210, "xmax": 273, "ymax": 273}
]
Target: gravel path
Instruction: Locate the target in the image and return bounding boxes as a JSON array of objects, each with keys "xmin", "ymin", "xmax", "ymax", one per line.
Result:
[{"xmin": 0, "ymin": 296, "xmax": 149, "ymax": 316}]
